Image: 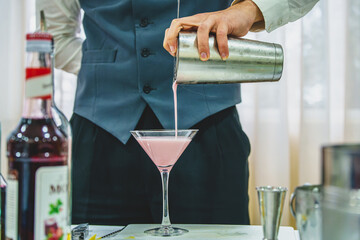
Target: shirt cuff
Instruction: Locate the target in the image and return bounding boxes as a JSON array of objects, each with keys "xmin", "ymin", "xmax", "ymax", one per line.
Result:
[{"xmin": 252, "ymin": 0, "xmax": 290, "ymax": 32}]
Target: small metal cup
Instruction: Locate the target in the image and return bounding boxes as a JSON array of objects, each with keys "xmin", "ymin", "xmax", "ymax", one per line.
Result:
[
  {"xmin": 175, "ymin": 31, "xmax": 284, "ymax": 84},
  {"xmin": 290, "ymin": 184, "xmax": 322, "ymax": 240},
  {"xmin": 257, "ymin": 186, "xmax": 287, "ymax": 240}
]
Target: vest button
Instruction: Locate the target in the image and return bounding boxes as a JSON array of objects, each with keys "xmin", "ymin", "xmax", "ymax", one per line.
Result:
[
  {"xmin": 143, "ymin": 85, "xmax": 152, "ymax": 94},
  {"xmin": 140, "ymin": 18, "xmax": 149, "ymax": 27},
  {"xmin": 141, "ymin": 48, "xmax": 150, "ymax": 58}
]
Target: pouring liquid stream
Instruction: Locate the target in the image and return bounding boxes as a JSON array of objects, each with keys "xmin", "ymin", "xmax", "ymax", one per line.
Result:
[
  {"xmin": 172, "ymin": 81, "xmax": 178, "ymax": 137},
  {"xmin": 173, "ymin": 0, "xmax": 180, "ymax": 137}
]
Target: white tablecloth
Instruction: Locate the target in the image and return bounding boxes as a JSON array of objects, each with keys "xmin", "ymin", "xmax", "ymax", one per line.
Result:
[{"xmin": 84, "ymin": 225, "xmax": 299, "ymax": 240}]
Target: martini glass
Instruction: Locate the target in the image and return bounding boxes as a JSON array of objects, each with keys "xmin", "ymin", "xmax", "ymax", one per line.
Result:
[{"xmin": 131, "ymin": 129, "xmax": 198, "ymax": 237}]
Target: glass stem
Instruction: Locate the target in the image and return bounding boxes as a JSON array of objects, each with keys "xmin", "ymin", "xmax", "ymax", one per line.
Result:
[{"xmin": 160, "ymin": 170, "xmax": 171, "ymax": 227}]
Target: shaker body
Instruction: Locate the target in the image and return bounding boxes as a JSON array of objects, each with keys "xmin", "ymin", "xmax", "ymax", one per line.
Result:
[{"xmin": 175, "ymin": 32, "xmax": 284, "ymax": 84}]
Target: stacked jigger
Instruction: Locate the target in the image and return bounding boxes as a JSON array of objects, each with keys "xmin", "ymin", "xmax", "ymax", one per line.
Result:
[
  {"xmin": 321, "ymin": 144, "xmax": 360, "ymax": 240},
  {"xmin": 289, "ymin": 144, "xmax": 360, "ymax": 240}
]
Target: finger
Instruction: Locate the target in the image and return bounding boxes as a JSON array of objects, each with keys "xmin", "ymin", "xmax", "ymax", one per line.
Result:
[
  {"xmin": 163, "ymin": 25, "xmax": 197, "ymax": 56},
  {"xmin": 197, "ymin": 17, "xmax": 216, "ymax": 61},
  {"xmin": 216, "ymin": 22, "xmax": 229, "ymax": 60},
  {"xmin": 166, "ymin": 19, "xmax": 182, "ymax": 55},
  {"xmin": 163, "ymin": 28, "xmax": 174, "ymax": 56},
  {"xmin": 164, "ymin": 26, "xmax": 198, "ymax": 56},
  {"xmin": 167, "ymin": 17, "xmax": 202, "ymax": 55}
]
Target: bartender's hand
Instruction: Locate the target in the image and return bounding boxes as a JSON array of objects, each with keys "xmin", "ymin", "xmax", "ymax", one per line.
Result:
[{"xmin": 163, "ymin": 0, "xmax": 264, "ymax": 61}]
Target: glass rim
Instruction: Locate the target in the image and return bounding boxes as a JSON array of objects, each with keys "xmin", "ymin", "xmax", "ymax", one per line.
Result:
[
  {"xmin": 256, "ymin": 186, "xmax": 288, "ymax": 192},
  {"xmin": 130, "ymin": 129, "xmax": 199, "ymax": 133}
]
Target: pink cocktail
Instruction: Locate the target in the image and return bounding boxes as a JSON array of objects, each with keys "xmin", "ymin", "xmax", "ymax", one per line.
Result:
[
  {"xmin": 131, "ymin": 129, "xmax": 198, "ymax": 237},
  {"xmin": 137, "ymin": 136, "xmax": 191, "ymax": 171}
]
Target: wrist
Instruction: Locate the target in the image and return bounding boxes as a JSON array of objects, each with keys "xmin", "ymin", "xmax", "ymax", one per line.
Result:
[
  {"xmin": 245, "ymin": 0, "xmax": 264, "ymax": 23},
  {"xmin": 233, "ymin": 0, "xmax": 264, "ymax": 24}
]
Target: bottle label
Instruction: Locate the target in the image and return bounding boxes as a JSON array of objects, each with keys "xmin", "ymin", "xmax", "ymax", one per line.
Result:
[
  {"xmin": 5, "ymin": 177, "xmax": 19, "ymax": 240},
  {"xmin": 34, "ymin": 165, "xmax": 69, "ymax": 240},
  {"xmin": 25, "ymin": 68, "xmax": 52, "ymax": 99},
  {"xmin": 26, "ymin": 32, "xmax": 53, "ymax": 53}
]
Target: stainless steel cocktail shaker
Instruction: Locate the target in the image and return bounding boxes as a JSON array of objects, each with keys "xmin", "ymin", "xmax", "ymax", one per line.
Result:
[{"xmin": 175, "ymin": 31, "xmax": 284, "ymax": 84}]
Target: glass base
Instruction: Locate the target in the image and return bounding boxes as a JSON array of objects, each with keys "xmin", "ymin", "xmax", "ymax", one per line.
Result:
[{"xmin": 144, "ymin": 226, "xmax": 189, "ymax": 237}]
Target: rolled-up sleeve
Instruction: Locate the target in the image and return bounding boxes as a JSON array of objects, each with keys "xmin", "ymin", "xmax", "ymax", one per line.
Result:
[
  {"xmin": 232, "ymin": 0, "xmax": 320, "ymax": 32},
  {"xmin": 36, "ymin": 0, "xmax": 83, "ymax": 75}
]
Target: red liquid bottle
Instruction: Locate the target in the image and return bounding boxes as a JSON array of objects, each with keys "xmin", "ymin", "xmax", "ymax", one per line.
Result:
[
  {"xmin": 0, "ymin": 122, "xmax": 7, "ymax": 239},
  {"xmin": 6, "ymin": 32, "xmax": 70, "ymax": 240},
  {"xmin": 0, "ymin": 172, "xmax": 6, "ymax": 240}
]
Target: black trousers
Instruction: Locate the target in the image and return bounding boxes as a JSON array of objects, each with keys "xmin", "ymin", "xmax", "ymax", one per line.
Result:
[{"xmin": 70, "ymin": 106, "xmax": 250, "ymax": 225}]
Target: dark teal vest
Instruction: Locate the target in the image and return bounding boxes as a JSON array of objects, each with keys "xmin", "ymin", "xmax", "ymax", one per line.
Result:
[{"xmin": 76, "ymin": 0, "xmax": 241, "ymax": 143}]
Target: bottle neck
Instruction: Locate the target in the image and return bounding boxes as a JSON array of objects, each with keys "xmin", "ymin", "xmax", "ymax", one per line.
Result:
[
  {"xmin": 22, "ymin": 98, "xmax": 52, "ymax": 119},
  {"xmin": 23, "ymin": 51, "xmax": 53, "ymax": 119}
]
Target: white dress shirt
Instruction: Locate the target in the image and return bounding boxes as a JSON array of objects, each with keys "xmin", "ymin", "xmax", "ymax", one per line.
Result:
[
  {"xmin": 36, "ymin": 0, "xmax": 82, "ymax": 75},
  {"xmin": 233, "ymin": 0, "xmax": 320, "ymax": 32},
  {"xmin": 36, "ymin": 0, "xmax": 319, "ymax": 75}
]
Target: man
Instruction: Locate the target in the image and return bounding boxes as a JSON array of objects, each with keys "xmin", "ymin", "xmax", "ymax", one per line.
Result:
[{"xmin": 37, "ymin": 0, "xmax": 319, "ymax": 225}]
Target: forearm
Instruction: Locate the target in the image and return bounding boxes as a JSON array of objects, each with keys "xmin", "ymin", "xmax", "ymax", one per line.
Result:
[
  {"xmin": 54, "ymin": 35, "xmax": 82, "ymax": 75},
  {"xmin": 36, "ymin": 0, "xmax": 83, "ymax": 75}
]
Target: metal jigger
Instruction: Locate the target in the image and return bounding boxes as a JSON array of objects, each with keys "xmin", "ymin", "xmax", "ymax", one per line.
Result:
[{"xmin": 257, "ymin": 186, "xmax": 287, "ymax": 240}]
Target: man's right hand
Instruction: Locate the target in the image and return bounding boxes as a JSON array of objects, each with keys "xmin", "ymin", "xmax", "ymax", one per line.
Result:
[{"xmin": 163, "ymin": 0, "xmax": 264, "ymax": 61}]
